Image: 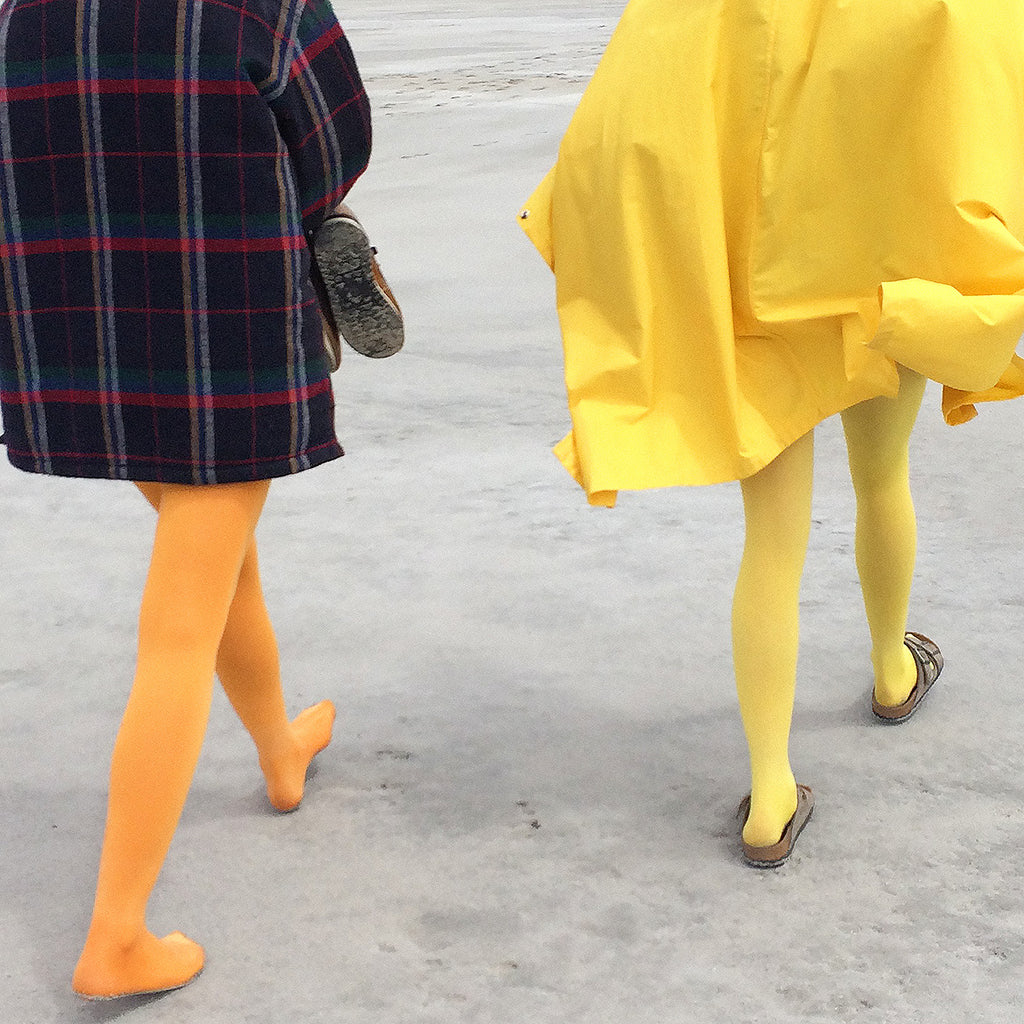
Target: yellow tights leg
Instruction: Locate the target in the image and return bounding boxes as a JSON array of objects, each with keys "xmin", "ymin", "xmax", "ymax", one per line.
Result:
[
  {"xmin": 73, "ymin": 480, "xmax": 269, "ymax": 999},
  {"xmin": 841, "ymin": 365, "xmax": 927, "ymax": 707},
  {"xmin": 733, "ymin": 431, "xmax": 814, "ymax": 847}
]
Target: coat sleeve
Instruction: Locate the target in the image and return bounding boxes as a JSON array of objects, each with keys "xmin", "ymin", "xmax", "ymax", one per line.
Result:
[{"xmin": 262, "ymin": 0, "xmax": 372, "ymax": 235}]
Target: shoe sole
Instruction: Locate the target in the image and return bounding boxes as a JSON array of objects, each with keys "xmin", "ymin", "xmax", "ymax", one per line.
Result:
[{"xmin": 311, "ymin": 216, "xmax": 404, "ymax": 360}]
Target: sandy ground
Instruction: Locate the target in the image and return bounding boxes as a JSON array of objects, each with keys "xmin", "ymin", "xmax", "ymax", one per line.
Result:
[{"xmin": 3, "ymin": 2, "xmax": 1024, "ymax": 1021}]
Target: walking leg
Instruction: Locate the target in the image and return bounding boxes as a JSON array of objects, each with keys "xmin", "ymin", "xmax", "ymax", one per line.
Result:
[
  {"xmin": 214, "ymin": 537, "xmax": 335, "ymax": 812},
  {"xmin": 733, "ymin": 431, "xmax": 814, "ymax": 847},
  {"xmin": 72, "ymin": 480, "xmax": 269, "ymax": 999},
  {"xmin": 840, "ymin": 365, "xmax": 927, "ymax": 707}
]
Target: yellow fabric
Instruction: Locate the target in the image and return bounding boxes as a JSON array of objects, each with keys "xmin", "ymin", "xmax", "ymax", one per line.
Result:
[{"xmin": 520, "ymin": 0, "xmax": 1024, "ymax": 506}]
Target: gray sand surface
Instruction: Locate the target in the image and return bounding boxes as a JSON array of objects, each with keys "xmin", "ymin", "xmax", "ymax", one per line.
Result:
[{"xmin": 3, "ymin": 3, "xmax": 1024, "ymax": 1021}]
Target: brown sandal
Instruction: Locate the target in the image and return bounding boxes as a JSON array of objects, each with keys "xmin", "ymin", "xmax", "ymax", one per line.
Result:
[
  {"xmin": 737, "ymin": 784, "xmax": 814, "ymax": 868},
  {"xmin": 871, "ymin": 631, "xmax": 943, "ymax": 724}
]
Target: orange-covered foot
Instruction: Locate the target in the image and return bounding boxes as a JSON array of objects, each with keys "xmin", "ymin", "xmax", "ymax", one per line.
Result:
[
  {"xmin": 260, "ymin": 699, "xmax": 336, "ymax": 812},
  {"xmin": 72, "ymin": 929, "xmax": 204, "ymax": 1001}
]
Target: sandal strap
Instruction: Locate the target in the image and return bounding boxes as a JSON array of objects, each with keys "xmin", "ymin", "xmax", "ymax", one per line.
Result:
[{"xmin": 903, "ymin": 631, "xmax": 943, "ymax": 688}]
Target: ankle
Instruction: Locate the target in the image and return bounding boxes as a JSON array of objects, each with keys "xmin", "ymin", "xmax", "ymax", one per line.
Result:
[
  {"xmin": 743, "ymin": 773, "xmax": 797, "ymax": 846},
  {"xmin": 872, "ymin": 644, "xmax": 917, "ymax": 706},
  {"xmin": 255, "ymin": 725, "xmax": 298, "ymax": 766},
  {"xmin": 82, "ymin": 909, "xmax": 146, "ymax": 953}
]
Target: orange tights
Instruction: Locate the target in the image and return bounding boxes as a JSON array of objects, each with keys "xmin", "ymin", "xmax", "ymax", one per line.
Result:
[{"xmin": 72, "ymin": 480, "xmax": 335, "ymax": 1000}]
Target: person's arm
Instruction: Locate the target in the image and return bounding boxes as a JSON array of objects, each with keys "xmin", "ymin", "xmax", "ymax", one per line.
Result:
[{"xmin": 259, "ymin": 0, "xmax": 372, "ymax": 236}]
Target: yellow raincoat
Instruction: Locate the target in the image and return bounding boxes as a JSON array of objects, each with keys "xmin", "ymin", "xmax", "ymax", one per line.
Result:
[{"xmin": 520, "ymin": 0, "xmax": 1024, "ymax": 507}]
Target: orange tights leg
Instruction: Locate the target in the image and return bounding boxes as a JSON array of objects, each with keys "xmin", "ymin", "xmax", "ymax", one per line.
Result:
[
  {"xmin": 134, "ymin": 483, "xmax": 336, "ymax": 814},
  {"xmin": 72, "ymin": 480, "xmax": 268, "ymax": 998},
  {"xmin": 72, "ymin": 479, "xmax": 331, "ymax": 999},
  {"xmin": 214, "ymin": 537, "xmax": 335, "ymax": 813}
]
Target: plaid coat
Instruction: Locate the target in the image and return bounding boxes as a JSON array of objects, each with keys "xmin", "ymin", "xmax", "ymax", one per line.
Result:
[{"xmin": 0, "ymin": 0, "xmax": 371, "ymax": 482}]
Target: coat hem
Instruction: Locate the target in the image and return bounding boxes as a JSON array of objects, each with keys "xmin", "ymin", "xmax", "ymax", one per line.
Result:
[{"xmin": 3, "ymin": 441, "xmax": 344, "ymax": 483}]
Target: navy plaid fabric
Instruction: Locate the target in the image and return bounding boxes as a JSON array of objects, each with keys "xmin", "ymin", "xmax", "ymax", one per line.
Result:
[{"xmin": 0, "ymin": 0, "xmax": 371, "ymax": 482}]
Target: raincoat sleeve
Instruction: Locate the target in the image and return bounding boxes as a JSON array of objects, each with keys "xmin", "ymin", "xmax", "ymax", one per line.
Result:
[{"xmin": 867, "ymin": 278, "xmax": 1024, "ymax": 425}]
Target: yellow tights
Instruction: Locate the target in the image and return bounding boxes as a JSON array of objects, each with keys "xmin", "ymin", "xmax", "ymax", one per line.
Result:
[
  {"xmin": 72, "ymin": 480, "xmax": 335, "ymax": 1000},
  {"xmin": 734, "ymin": 366, "xmax": 927, "ymax": 847}
]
